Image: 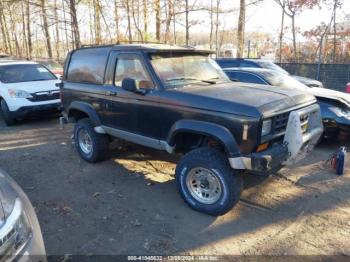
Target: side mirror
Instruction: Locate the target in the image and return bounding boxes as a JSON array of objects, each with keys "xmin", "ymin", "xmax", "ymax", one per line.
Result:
[
  {"xmin": 121, "ymin": 78, "xmax": 147, "ymax": 95},
  {"xmin": 122, "ymin": 78, "xmax": 138, "ymax": 92}
]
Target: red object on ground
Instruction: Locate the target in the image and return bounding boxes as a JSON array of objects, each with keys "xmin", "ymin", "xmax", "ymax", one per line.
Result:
[{"xmin": 346, "ymin": 83, "xmax": 350, "ymax": 93}]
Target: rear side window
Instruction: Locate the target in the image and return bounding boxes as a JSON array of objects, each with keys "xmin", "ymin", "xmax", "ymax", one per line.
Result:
[
  {"xmin": 67, "ymin": 47, "xmax": 109, "ymax": 84},
  {"xmin": 216, "ymin": 59, "xmax": 240, "ymax": 68},
  {"xmin": 0, "ymin": 64, "xmax": 56, "ymax": 83},
  {"xmin": 227, "ymin": 72, "xmax": 266, "ymax": 84},
  {"xmin": 240, "ymin": 61, "xmax": 258, "ymax": 68}
]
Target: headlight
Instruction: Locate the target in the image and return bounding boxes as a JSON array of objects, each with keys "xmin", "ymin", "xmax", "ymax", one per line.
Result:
[
  {"xmin": 0, "ymin": 199, "xmax": 31, "ymax": 254},
  {"xmin": 261, "ymin": 119, "xmax": 272, "ymax": 136},
  {"xmin": 8, "ymin": 89, "xmax": 32, "ymax": 98}
]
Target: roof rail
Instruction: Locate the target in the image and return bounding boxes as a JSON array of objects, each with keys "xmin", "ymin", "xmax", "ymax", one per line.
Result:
[{"xmin": 80, "ymin": 41, "xmax": 168, "ymax": 49}]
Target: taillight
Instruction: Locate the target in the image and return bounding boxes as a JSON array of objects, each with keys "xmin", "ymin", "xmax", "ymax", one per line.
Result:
[{"xmin": 346, "ymin": 83, "xmax": 350, "ymax": 93}]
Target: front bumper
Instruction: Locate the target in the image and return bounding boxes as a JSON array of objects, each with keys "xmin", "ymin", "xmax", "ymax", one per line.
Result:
[
  {"xmin": 229, "ymin": 143, "xmax": 289, "ymax": 173},
  {"xmin": 8, "ymin": 103, "xmax": 61, "ymax": 119},
  {"xmin": 229, "ymin": 103, "xmax": 324, "ymax": 173}
]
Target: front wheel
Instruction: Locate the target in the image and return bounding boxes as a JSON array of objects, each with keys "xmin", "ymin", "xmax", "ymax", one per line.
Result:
[
  {"xmin": 0, "ymin": 99, "xmax": 15, "ymax": 126},
  {"xmin": 175, "ymin": 147, "xmax": 242, "ymax": 216},
  {"xmin": 74, "ymin": 118, "xmax": 109, "ymax": 162}
]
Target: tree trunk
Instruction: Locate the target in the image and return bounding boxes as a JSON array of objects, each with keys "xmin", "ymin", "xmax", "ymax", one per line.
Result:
[
  {"xmin": 40, "ymin": 0, "xmax": 52, "ymax": 58},
  {"xmin": 215, "ymin": 0, "xmax": 220, "ymax": 56},
  {"xmin": 93, "ymin": 0, "xmax": 102, "ymax": 44},
  {"xmin": 155, "ymin": 0, "xmax": 160, "ymax": 41},
  {"xmin": 0, "ymin": 2, "xmax": 9, "ymax": 54},
  {"xmin": 278, "ymin": 0, "xmax": 285, "ymax": 63},
  {"xmin": 69, "ymin": 0, "xmax": 81, "ymax": 49},
  {"xmin": 209, "ymin": 0, "xmax": 213, "ymax": 50},
  {"xmin": 164, "ymin": 0, "xmax": 172, "ymax": 43},
  {"xmin": 132, "ymin": 0, "xmax": 144, "ymax": 41},
  {"xmin": 236, "ymin": 0, "xmax": 245, "ymax": 58},
  {"xmin": 185, "ymin": 0, "xmax": 189, "ymax": 46},
  {"xmin": 143, "ymin": 0, "xmax": 148, "ymax": 41},
  {"xmin": 54, "ymin": 0, "xmax": 60, "ymax": 59},
  {"xmin": 21, "ymin": 1, "xmax": 28, "ymax": 58},
  {"xmin": 291, "ymin": 13, "xmax": 297, "ymax": 62},
  {"xmin": 26, "ymin": 0, "xmax": 32, "ymax": 58},
  {"xmin": 125, "ymin": 0, "xmax": 132, "ymax": 42},
  {"xmin": 9, "ymin": 10, "xmax": 21, "ymax": 57},
  {"xmin": 115, "ymin": 0, "xmax": 120, "ymax": 42},
  {"xmin": 332, "ymin": 0, "xmax": 337, "ymax": 63}
]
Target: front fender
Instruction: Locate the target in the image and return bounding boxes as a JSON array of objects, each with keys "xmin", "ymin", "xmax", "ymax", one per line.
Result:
[
  {"xmin": 68, "ymin": 101, "xmax": 101, "ymax": 126},
  {"xmin": 167, "ymin": 119, "xmax": 241, "ymax": 157}
]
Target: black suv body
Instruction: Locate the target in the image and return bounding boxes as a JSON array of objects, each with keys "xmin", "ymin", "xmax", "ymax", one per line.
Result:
[{"xmin": 60, "ymin": 44, "xmax": 323, "ymax": 215}]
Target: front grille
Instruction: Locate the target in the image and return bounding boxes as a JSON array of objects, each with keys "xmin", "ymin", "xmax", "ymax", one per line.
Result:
[
  {"xmin": 271, "ymin": 111, "xmax": 309, "ymax": 135},
  {"xmin": 272, "ymin": 112, "xmax": 290, "ymax": 134},
  {"xmin": 27, "ymin": 91, "xmax": 59, "ymax": 102}
]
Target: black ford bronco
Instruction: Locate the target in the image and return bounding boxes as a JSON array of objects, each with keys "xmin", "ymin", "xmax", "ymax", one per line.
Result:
[{"xmin": 60, "ymin": 44, "xmax": 323, "ymax": 216}]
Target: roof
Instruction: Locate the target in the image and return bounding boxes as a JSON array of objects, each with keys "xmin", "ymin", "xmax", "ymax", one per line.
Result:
[
  {"xmin": 78, "ymin": 43, "xmax": 214, "ymax": 54},
  {"xmin": 0, "ymin": 60, "xmax": 38, "ymax": 66}
]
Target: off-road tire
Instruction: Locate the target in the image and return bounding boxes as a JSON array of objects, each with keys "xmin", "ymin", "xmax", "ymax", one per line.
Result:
[
  {"xmin": 175, "ymin": 147, "xmax": 242, "ymax": 216},
  {"xmin": 74, "ymin": 118, "xmax": 109, "ymax": 162},
  {"xmin": 0, "ymin": 99, "xmax": 15, "ymax": 126}
]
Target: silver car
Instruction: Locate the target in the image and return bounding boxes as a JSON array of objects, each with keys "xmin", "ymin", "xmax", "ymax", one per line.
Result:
[{"xmin": 0, "ymin": 168, "xmax": 46, "ymax": 261}]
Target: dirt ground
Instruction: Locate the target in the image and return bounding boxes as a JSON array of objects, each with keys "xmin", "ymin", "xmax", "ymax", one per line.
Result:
[{"xmin": 0, "ymin": 115, "xmax": 349, "ymax": 258}]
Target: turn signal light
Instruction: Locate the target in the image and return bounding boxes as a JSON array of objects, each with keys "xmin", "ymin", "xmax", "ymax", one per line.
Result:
[{"xmin": 257, "ymin": 143, "xmax": 269, "ymax": 152}]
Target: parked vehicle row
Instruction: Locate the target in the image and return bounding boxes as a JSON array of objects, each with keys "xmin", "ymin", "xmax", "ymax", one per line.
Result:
[
  {"xmin": 215, "ymin": 58, "xmax": 324, "ymax": 88},
  {"xmin": 221, "ymin": 67, "xmax": 350, "ymax": 139}
]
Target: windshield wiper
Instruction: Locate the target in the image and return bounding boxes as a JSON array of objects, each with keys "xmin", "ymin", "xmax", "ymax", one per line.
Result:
[{"xmin": 166, "ymin": 77, "xmax": 216, "ymax": 84}]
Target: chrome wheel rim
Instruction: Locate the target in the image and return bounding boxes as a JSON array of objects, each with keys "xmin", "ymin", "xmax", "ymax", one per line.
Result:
[
  {"xmin": 186, "ymin": 167, "xmax": 222, "ymax": 204},
  {"xmin": 78, "ymin": 129, "xmax": 93, "ymax": 155}
]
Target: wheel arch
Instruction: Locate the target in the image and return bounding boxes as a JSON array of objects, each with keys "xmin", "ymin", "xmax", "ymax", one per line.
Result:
[
  {"xmin": 167, "ymin": 119, "xmax": 241, "ymax": 157},
  {"xmin": 67, "ymin": 101, "xmax": 101, "ymax": 126}
]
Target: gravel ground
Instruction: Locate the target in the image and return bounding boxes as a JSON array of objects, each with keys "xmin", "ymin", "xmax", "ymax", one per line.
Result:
[{"xmin": 0, "ymin": 115, "xmax": 349, "ymax": 258}]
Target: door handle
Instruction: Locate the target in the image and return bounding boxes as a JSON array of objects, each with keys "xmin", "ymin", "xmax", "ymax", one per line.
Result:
[{"xmin": 105, "ymin": 90, "xmax": 117, "ymax": 96}]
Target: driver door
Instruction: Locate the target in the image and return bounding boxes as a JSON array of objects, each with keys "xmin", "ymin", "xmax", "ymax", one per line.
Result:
[{"xmin": 104, "ymin": 52, "xmax": 158, "ymax": 137}]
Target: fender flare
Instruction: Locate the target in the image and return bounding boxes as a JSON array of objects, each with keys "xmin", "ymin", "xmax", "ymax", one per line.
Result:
[
  {"xmin": 166, "ymin": 119, "xmax": 241, "ymax": 157},
  {"xmin": 67, "ymin": 101, "xmax": 101, "ymax": 126}
]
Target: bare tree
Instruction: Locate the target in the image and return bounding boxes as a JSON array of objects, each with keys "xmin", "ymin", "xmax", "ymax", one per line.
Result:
[
  {"xmin": 155, "ymin": 0, "xmax": 160, "ymax": 41},
  {"xmin": 236, "ymin": 0, "xmax": 245, "ymax": 58}
]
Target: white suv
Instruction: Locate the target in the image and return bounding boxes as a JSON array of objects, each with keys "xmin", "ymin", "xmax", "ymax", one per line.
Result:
[{"xmin": 0, "ymin": 60, "xmax": 60, "ymax": 125}]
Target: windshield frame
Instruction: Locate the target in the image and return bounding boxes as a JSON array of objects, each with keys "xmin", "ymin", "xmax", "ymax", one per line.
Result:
[{"xmin": 149, "ymin": 52, "xmax": 229, "ymax": 89}]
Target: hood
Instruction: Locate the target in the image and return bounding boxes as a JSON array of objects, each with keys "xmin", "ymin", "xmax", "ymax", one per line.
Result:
[
  {"xmin": 166, "ymin": 82, "xmax": 316, "ymax": 118},
  {"xmin": 292, "ymin": 75, "xmax": 323, "ymax": 88},
  {"xmin": 308, "ymin": 87, "xmax": 350, "ymax": 107},
  {"xmin": 3, "ymin": 79, "xmax": 60, "ymax": 93}
]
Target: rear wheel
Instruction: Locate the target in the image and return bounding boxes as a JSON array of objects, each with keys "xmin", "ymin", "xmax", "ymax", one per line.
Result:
[
  {"xmin": 175, "ymin": 147, "xmax": 242, "ymax": 216},
  {"xmin": 74, "ymin": 118, "xmax": 109, "ymax": 162},
  {"xmin": 0, "ymin": 99, "xmax": 15, "ymax": 126}
]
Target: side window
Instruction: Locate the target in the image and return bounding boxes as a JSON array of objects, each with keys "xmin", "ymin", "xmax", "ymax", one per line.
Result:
[
  {"xmin": 67, "ymin": 47, "xmax": 109, "ymax": 84},
  {"xmin": 235, "ymin": 72, "xmax": 266, "ymax": 84},
  {"xmin": 114, "ymin": 56, "xmax": 154, "ymax": 89},
  {"xmin": 240, "ymin": 61, "xmax": 257, "ymax": 68}
]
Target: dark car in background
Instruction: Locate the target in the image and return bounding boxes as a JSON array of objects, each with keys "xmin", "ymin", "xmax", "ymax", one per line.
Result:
[
  {"xmin": 216, "ymin": 58, "xmax": 323, "ymax": 88},
  {"xmin": 223, "ymin": 67, "xmax": 350, "ymax": 139},
  {"xmin": 0, "ymin": 168, "xmax": 46, "ymax": 261}
]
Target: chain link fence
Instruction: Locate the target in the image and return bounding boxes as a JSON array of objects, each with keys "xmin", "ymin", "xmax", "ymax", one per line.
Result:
[{"xmin": 277, "ymin": 63, "xmax": 350, "ymax": 92}]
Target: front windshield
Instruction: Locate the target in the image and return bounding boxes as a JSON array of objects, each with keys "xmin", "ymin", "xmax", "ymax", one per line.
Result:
[
  {"xmin": 0, "ymin": 64, "xmax": 57, "ymax": 83},
  {"xmin": 256, "ymin": 61, "xmax": 289, "ymax": 75},
  {"xmin": 261, "ymin": 71, "xmax": 308, "ymax": 90},
  {"xmin": 150, "ymin": 54, "xmax": 229, "ymax": 88}
]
